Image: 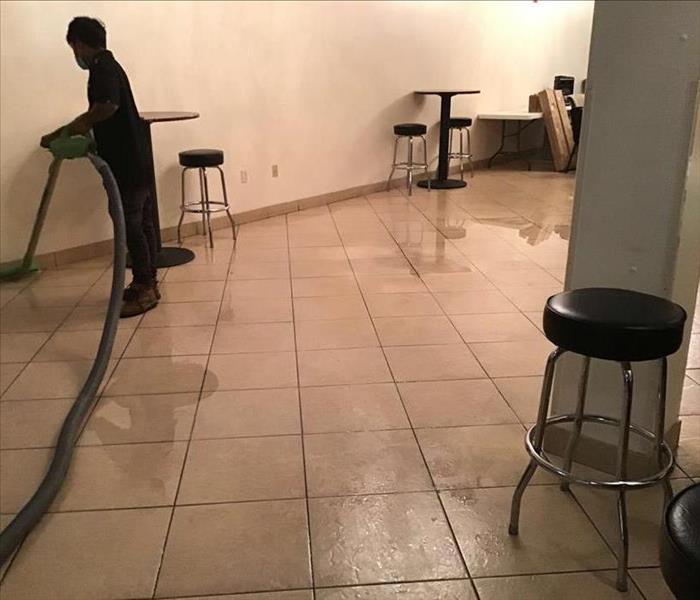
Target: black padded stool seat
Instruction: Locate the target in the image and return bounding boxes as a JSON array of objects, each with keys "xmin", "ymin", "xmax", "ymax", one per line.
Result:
[
  {"xmin": 448, "ymin": 117, "xmax": 473, "ymax": 128},
  {"xmin": 543, "ymin": 288, "xmax": 686, "ymax": 362},
  {"xmin": 660, "ymin": 483, "xmax": 700, "ymax": 600},
  {"xmin": 179, "ymin": 149, "xmax": 224, "ymax": 168},
  {"xmin": 393, "ymin": 123, "xmax": 427, "ymax": 137}
]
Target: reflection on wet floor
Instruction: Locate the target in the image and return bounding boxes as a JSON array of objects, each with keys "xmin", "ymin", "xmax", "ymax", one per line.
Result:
[{"xmin": 0, "ymin": 169, "xmax": 697, "ymax": 599}]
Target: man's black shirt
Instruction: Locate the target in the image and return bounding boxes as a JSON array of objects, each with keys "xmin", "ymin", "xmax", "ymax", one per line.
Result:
[{"xmin": 88, "ymin": 50, "xmax": 148, "ymax": 187}]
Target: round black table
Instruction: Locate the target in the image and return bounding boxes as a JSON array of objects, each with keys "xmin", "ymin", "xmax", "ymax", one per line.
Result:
[
  {"xmin": 139, "ymin": 111, "xmax": 199, "ymax": 267},
  {"xmin": 414, "ymin": 90, "xmax": 480, "ymax": 189}
]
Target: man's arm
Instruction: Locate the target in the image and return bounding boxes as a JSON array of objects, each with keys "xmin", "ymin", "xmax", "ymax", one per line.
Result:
[
  {"xmin": 41, "ymin": 102, "xmax": 118, "ymax": 148},
  {"xmin": 66, "ymin": 101, "xmax": 118, "ymax": 135}
]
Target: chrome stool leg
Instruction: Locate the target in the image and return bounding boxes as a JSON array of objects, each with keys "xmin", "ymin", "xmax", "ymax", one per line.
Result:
[
  {"xmin": 422, "ymin": 135, "xmax": 431, "ymax": 191},
  {"xmin": 201, "ymin": 168, "xmax": 214, "ymax": 249},
  {"xmin": 459, "ymin": 128, "xmax": 465, "ymax": 181},
  {"xmin": 386, "ymin": 137, "xmax": 400, "ymax": 191},
  {"xmin": 448, "ymin": 128, "xmax": 454, "ymax": 174},
  {"xmin": 198, "ymin": 168, "xmax": 207, "ymax": 237},
  {"xmin": 616, "ymin": 492, "xmax": 629, "ymax": 592},
  {"xmin": 561, "ymin": 356, "xmax": 591, "ymax": 491},
  {"xmin": 509, "ymin": 348, "xmax": 566, "ymax": 535},
  {"xmin": 216, "ymin": 166, "xmax": 237, "ymax": 245},
  {"xmin": 615, "ymin": 362, "xmax": 634, "ymax": 592},
  {"xmin": 407, "ymin": 136, "xmax": 414, "ymax": 196},
  {"xmin": 177, "ymin": 167, "xmax": 188, "ymax": 244},
  {"xmin": 656, "ymin": 357, "xmax": 674, "ymax": 505},
  {"xmin": 466, "ymin": 127, "xmax": 475, "ymax": 178},
  {"xmin": 447, "ymin": 126, "xmax": 474, "ymax": 180}
]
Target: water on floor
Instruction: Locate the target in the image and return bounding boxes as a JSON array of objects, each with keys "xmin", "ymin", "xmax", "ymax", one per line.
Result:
[{"xmin": 0, "ymin": 169, "xmax": 697, "ymax": 599}]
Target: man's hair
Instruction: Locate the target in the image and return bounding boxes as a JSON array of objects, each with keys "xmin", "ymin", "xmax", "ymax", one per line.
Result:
[{"xmin": 66, "ymin": 17, "xmax": 106, "ymax": 48}]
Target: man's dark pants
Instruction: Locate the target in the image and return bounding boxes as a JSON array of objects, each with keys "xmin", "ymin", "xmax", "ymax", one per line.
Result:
[{"xmin": 115, "ymin": 176, "xmax": 158, "ymax": 285}]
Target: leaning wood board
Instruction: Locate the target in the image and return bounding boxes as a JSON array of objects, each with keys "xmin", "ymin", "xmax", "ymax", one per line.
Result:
[
  {"xmin": 538, "ymin": 88, "xmax": 574, "ymax": 171},
  {"xmin": 555, "ymin": 90, "xmax": 575, "ymax": 150}
]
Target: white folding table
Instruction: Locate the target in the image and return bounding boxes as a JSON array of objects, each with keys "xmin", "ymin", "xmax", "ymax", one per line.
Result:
[{"xmin": 478, "ymin": 111, "xmax": 543, "ymax": 170}]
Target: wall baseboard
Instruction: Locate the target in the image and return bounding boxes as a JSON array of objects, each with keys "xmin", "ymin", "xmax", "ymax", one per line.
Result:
[{"xmin": 0, "ymin": 157, "xmax": 498, "ymax": 270}]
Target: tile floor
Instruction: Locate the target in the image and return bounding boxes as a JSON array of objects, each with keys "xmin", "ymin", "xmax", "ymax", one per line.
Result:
[{"xmin": 1, "ymin": 169, "xmax": 698, "ymax": 599}]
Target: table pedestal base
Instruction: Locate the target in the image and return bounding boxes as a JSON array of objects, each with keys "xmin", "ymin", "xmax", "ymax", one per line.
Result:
[
  {"xmin": 127, "ymin": 247, "xmax": 195, "ymax": 269},
  {"xmin": 418, "ymin": 179, "xmax": 467, "ymax": 190},
  {"xmin": 156, "ymin": 247, "xmax": 196, "ymax": 267}
]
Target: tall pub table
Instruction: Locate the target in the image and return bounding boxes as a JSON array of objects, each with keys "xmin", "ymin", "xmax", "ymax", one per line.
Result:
[
  {"xmin": 139, "ymin": 111, "xmax": 199, "ymax": 267},
  {"xmin": 414, "ymin": 90, "xmax": 480, "ymax": 189}
]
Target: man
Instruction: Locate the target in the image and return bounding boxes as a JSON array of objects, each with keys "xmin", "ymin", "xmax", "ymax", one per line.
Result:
[{"xmin": 41, "ymin": 17, "xmax": 159, "ymax": 317}]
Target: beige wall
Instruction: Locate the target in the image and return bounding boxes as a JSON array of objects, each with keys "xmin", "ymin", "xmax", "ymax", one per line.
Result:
[{"xmin": 0, "ymin": 0, "xmax": 593, "ymax": 260}]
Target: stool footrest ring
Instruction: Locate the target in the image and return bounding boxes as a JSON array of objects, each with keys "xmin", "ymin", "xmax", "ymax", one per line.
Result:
[
  {"xmin": 392, "ymin": 162, "xmax": 430, "ymax": 170},
  {"xmin": 181, "ymin": 202, "xmax": 231, "ymax": 214},
  {"xmin": 525, "ymin": 414, "xmax": 674, "ymax": 490}
]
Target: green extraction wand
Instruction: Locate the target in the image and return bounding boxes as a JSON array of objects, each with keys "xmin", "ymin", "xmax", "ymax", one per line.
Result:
[{"xmin": 0, "ymin": 132, "xmax": 94, "ymax": 281}]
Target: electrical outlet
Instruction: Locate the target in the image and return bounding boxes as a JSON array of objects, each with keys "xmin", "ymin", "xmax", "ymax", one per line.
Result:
[
  {"xmin": 272, "ymin": 164, "xmax": 279, "ymax": 178},
  {"xmin": 240, "ymin": 170, "xmax": 248, "ymax": 183}
]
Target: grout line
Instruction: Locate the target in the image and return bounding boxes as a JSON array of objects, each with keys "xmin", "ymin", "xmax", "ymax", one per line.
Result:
[
  {"xmin": 625, "ymin": 567, "xmax": 661, "ymax": 600},
  {"xmin": 71, "ymin": 331, "xmax": 139, "ymax": 441},
  {"xmin": 47, "ymin": 269, "xmax": 152, "ymax": 442},
  {"xmin": 100, "ymin": 564, "xmax": 647, "ymax": 600},
  {"xmin": 0, "ymin": 375, "xmax": 542, "ymax": 403},
  {"xmin": 359, "ymin": 192, "xmax": 530, "ymax": 433},
  {"xmin": 363, "ymin": 190, "xmax": 486, "ymax": 598},
  {"xmin": 0, "ymin": 264, "xmax": 117, "ymax": 584},
  {"xmin": 149, "ymin": 236, "xmax": 233, "ymax": 599},
  {"xmin": 327, "ymin": 196, "xmax": 482, "ymax": 598},
  {"xmin": 441, "ymin": 324, "xmax": 527, "ymax": 427},
  {"xmin": 566, "ymin": 489, "xmax": 649, "ymax": 598},
  {"xmin": 675, "ymin": 463, "xmax": 694, "ymax": 479},
  {"xmin": 2, "ymin": 420, "xmax": 539, "ymax": 451},
  {"xmin": 6, "ymin": 480, "xmax": 668, "ymax": 519},
  {"xmin": 285, "ymin": 211, "xmax": 317, "ymax": 599},
  {"xmin": 0, "ymin": 277, "xmax": 110, "ymax": 397},
  {"xmin": 469, "ymin": 567, "xmax": 651, "ymax": 581}
]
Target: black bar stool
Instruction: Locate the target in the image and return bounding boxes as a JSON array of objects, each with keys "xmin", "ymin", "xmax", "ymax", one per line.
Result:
[
  {"xmin": 447, "ymin": 117, "xmax": 474, "ymax": 180},
  {"xmin": 177, "ymin": 149, "xmax": 236, "ymax": 248},
  {"xmin": 508, "ymin": 287, "xmax": 686, "ymax": 592},
  {"xmin": 386, "ymin": 123, "xmax": 430, "ymax": 196}
]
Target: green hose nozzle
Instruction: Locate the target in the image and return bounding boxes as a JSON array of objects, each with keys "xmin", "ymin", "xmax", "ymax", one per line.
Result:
[{"xmin": 49, "ymin": 131, "xmax": 93, "ymax": 160}]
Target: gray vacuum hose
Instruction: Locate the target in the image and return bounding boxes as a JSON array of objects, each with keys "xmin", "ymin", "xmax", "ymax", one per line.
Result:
[{"xmin": 0, "ymin": 153, "xmax": 126, "ymax": 566}]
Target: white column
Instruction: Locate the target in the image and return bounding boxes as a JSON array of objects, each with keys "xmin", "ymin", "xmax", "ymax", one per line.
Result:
[{"xmin": 550, "ymin": 0, "xmax": 700, "ymax": 467}]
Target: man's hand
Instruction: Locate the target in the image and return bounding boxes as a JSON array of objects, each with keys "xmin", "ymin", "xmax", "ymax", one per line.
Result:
[{"xmin": 40, "ymin": 129, "xmax": 63, "ymax": 149}]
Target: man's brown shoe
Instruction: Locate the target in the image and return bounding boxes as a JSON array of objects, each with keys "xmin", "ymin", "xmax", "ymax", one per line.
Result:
[
  {"xmin": 123, "ymin": 280, "xmax": 161, "ymax": 301},
  {"xmin": 120, "ymin": 282, "xmax": 158, "ymax": 318}
]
